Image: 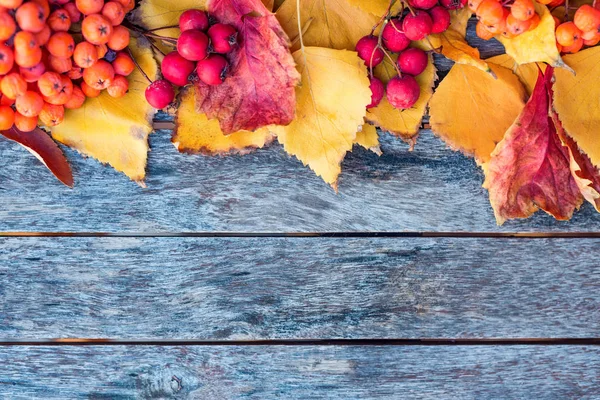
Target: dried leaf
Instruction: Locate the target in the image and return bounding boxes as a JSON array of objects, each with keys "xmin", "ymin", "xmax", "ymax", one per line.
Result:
[
  {"xmin": 174, "ymin": 87, "xmax": 275, "ymax": 155},
  {"xmin": 262, "ymin": 0, "xmax": 274, "ymax": 11},
  {"xmin": 272, "ymin": 47, "xmax": 371, "ymax": 188},
  {"xmin": 50, "ymin": 35, "xmax": 157, "ymax": 182},
  {"xmin": 197, "ymin": 0, "xmax": 300, "ymax": 134},
  {"xmin": 553, "ymin": 46, "xmax": 600, "ymax": 168},
  {"xmin": 483, "ymin": 68, "xmax": 582, "ymax": 224},
  {"xmin": 429, "ymin": 63, "xmax": 526, "ymax": 163},
  {"xmin": 487, "ymin": 54, "xmax": 545, "ymax": 96},
  {"xmin": 365, "ymin": 52, "xmax": 436, "ymax": 140},
  {"xmin": 1, "ymin": 127, "xmax": 73, "ymax": 187},
  {"xmin": 355, "ymin": 123, "xmax": 381, "ymax": 155}
]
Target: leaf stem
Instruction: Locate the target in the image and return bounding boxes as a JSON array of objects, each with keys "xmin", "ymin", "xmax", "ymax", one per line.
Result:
[{"xmin": 147, "ymin": 25, "xmax": 179, "ymax": 32}]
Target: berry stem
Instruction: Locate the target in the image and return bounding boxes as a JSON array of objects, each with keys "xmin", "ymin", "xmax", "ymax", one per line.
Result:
[
  {"xmin": 147, "ymin": 25, "xmax": 179, "ymax": 32},
  {"xmin": 403, "ymin": 1, "xmax": 418, "ymax": 16},
  {"xmin": 127, "ymin": 47, "xmax": 152, "ymax": 84},
  {"xmin": 377, "ymin": 19, "xmax": 403, "ymax": 77},
  {"xmin": 148, "ymin": 38, "xmax": 167, "ymax": 56},
  {"xmin": 564, "ymin": 0, "xmax": 570, "ymax": 21},
  {"xmin": 425, "ymin": 36, "xmax": 442, "ymax": 53},
  {"xmin": 370, "ymin": 0, "xmax": 397, "ymax": 35}
]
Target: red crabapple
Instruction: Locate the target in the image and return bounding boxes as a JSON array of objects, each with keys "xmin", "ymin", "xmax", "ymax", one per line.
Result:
[
  {"xmin": 179, "ymin": 9, "xmax": 209, "ymax": 32},
  {"xmin": 408, "ymin": 0, "xmax": 439, "ymax": 10},
  {"xmin": 382, "ymin": 18, "xmax": 411, "ymax": 52},
  {"xmin": 367, "ymin": 76, "xmax": 385, "ymax": 109},
  {"xmin": 161, "ymin": 51, "xmax": 195, "ymax": 86},
  {"xmin": 429, "ymin": 6, "xmax": 451, "ymax": 33},
  {"xmin": 440, "ymin": 0, "xmax": 468, "ymax": 9},
  {"xmin": 402, "ymin": 11, "xmax": 433, "ymax": 40},
  {"xmin": 355, "ymin": 35, "xmax": 385, "ymax": 68},
  {"xmin": 398, "ymin": 48, "xmax": 428, "ymax": 76},
  {"xmin": 207, "ymin": 23, "xmax": 238, "ymax": 54},
  {"xmin": 177, "ymin": 30, "xmax": 210, "ymax": 61},
  {"xmin": 387, "ymin": 75, "xmax": 420, "ymax": 110},
  {"xmin": 196, "ymin": 54, "xmax": 229, "ymax": 85},
  {"xmin": 145, "ymin": 79, "xmax": 175, "ymax": 109}
]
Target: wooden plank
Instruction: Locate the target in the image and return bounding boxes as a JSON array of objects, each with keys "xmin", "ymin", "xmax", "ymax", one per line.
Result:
[
  {"xmin": 0, "ymin": 345, "xmax": 598, "ymax": 398},
  {"xmin": 3, "ymin": 130, "xmax": 600, "ymax": 233},
  {"xmin": 1, "ymin": 237, "xmax": 599, "ymax": 339}
]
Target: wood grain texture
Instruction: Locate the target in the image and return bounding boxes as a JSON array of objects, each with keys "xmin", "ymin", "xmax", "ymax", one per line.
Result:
[
  {"xmin": 1, "ymin": 237, "xmax": 599, "ymax": 339},
  {"xmin": 1, "ymin": 345, "xmax": 599, "ymax": 399}
]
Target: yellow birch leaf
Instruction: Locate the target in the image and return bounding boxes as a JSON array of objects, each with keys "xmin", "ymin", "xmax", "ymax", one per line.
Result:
[
  {"xmin": 487, "ymin": 54, "xmax": 545, "ymax": 96},
  {"xmin": 50, "ymin": 35, "xmax": 158, "ymax": 182},
  {"xmin": 365, "ymin": 52, "xmax": 436, "ymax": 140},
  {"xmin": 429, "ymin": 63, "xmax": 526, "ymax": 163},
  {"xmin": 497, "ymin": 3, "xmax": 569, "ymax": 68},
  {"xmin": 174, "ymin": 87, "xmax": 275, "ymax": 154},
  {"xmin": 271, "ymin": 47, "xmax": 371, "ymax": 188},
  {"xmin": 262, "ymin": 0, "xmax": 274, "ymax": 11},
  {"xmin": 554, "ymin": 46, "xmax": 600, "ymax": 168},
  {"xmin": 355, "ymin": 123, "xmax": 382, "ymax": 155}
]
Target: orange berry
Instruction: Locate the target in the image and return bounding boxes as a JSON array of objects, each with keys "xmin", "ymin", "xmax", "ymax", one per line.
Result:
[
  {"xmin": 65, "ymin": 85, "xmax": 85, "ymax": 109},
  {"xmin": 76, "ymin": 0, "xmax": 104, "ymax": 15},
  {"xmin": 16, "ymin": 91, "xmax": 44, "ymax": 117},
  {"xmin": 583, "ymin": 31, "xmax": 600, "ymax": 46},
  {"xmin": 20, "ymin": 62, "xmax": 45, "ymax": 82},
  {"xmin": 0, "ymin": 93, "xmax": 14, "ymax": 106},
  {"xmin": 468, "ymin": 0, "xmax": 484, "ymax": 12},
  {"xmin": 556, "ymin": 21, "xmax": 582, "ymax": 47},
  {"xmin": 510, "ymin": 0, "xmax": 535, "ymax": 21},
  {"xmin": 528, "ymin": 13, "xmax": 541, "ymax": 30},
  {"xmin": 507, "ymin": 13, "xmax": 531, "ymax": 35},
  {"xmin": 115, "ymin": 0, "xmax": 133, "ymax": 12},
  {"xmin": 82, "ymin": 14, "xmax": 113, "ymax": 45},
  {"xmin": 48, "ymin": 8, "xmax": 71, "ymax": 31},
  {"xmin": 1, "ymin": 72, "xmax": 27, "ymax": 99},
  {"xmin": 73, "ymin": 41, "xmax": 98, "ymax": 68},
  {"xmin": 14, "ymin": 41, "xmax": 42, "ymax": 68},
  {"xmin": 15, "ymin": 2, "xmax": 46, "ymax": 33},
  {"xmin": 561, "ymin": 36, "xmax": 584, "ymax": 53},
  {"xmin": 48, "ymin": 55, "xmax": 72, "ymax": 73},
  {"xmin": 37, "ymin": 71, "xmax": 62, "ymax": 97},
  {"xmin": 47, "ymin": 32, "xmax": 75, "ymax": 58},
  {"xmin": 476, "ymin": 0, "xmax": 504, "ymax": 25},
  {"xmin": 81, "ymin": 80, "xmax": 100, "ymax": 97},
  {"xmin": 39, "ymin": 102, "xmax": 64, "ymax": 126},
  {"xmin": 0, "ymin": 0, "xmax": 22, "ymax": 8},
  {"xmin": 96, "ymin": 43, "xmax": 108, "ymax": 58},
  {"xmin": 64, "ymin": 2, "xmax": 81, "ymax": 23},
  {"xmin": 101, "ymin": 1, "xmax": 123, "ymax": 25},
  {"xmin": 0, "ymin": 11, "xmax": 16, "ymax": 41},
  {"xmin": 107, "ymin": 74, "xmax": 127, "ymax": 97},
  {"xmin": 43, "ymin": 75, "xmax": 73, "ymax": 105},
  {"xmin": 68, "ymin": 66, "xmax": 83, "ymax": 80},
  {"xmin": 14, "ymin": 111, "xmax": 37, "ymax": 132},
  {"xmin": 0, "ymin": 104, "xmax": 14, "ymax": 130},
  {"xmin": 0, "ymin": 43, "xmax": 14, "ymax": 75},
  {"xmin": 574, "ymin": 5, "xmax": 600, "ymax": 32},
  {"xmin": 34, "ymin": 24, "xmax": 51, "ymax": 46},
  {"xmin": 30, "ymin": 0, "xmax": 50, "ymax": 19},
  {"xmin": 112, "ymin": 51, "xmax": 134, "ymax": 75},
  {"xmin": 476, "ymin": 20, "xmax": 495, "ymax": 39},
  {"xmin": 83, "ymin": 59, "xmax": 114, "ymax": 90},
  {"xmin": 107, "ymin": 25, "xmax": 129, "ymax": 51}
]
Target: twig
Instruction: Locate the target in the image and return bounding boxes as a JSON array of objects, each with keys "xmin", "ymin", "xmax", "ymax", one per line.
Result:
[{"xmin": 127, "ymin": 47, "xmax": 152, "ymax": 83}]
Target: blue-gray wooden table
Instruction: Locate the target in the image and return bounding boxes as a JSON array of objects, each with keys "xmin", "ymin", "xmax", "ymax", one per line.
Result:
[{"xmin": 1, "ymin": 35, "xmax": 599, "ymax": 398}]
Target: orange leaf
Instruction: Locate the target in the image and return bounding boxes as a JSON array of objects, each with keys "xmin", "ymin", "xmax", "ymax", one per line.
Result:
[{"xmin": 2, "ymin": 127, "xmax": 73, "ymax": 187}]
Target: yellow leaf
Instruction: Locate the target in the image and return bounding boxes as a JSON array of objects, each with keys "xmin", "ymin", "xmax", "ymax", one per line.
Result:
[
  {"xmin": 487, "ymin": 54, "xmax": 545, "ymax": 96},
  {"xmin": 429, "ymin": 63, "xmax": 526, "ymax": 163},
  {"xmin": 174, "ymin": 87, "xmax": 275, "ymax": 155},
  {"xmin": 262, "ymin": 0, "xmax": 274, "ymax": 11},
  {"xmin": 134, "ymin": 0, "xmax": 205, "ymax": 41},
  {"xmin": 365, "ymin": 52, "xmax": 436, "ymax": 139},
  {"xmin": 355, "ymin": 123, "xmax": 381, "ymax": 155},
  {"xmin": 554, "ymin": 46, "xmax": 600, "ymax": 168},
  {"xmin": 272, "ymin": 47, "xmax": 371, "ymax": 188},
  {"xmin": 497, "ymin": 3, "xmax": 569, "ymax": 68},
  {"xmin": 50, "ymin": 35, "xmax": 158, "ymax": 182},
  {"xmin": 276, "ymin": 0, "xmax": 380, "ymax": 52}
]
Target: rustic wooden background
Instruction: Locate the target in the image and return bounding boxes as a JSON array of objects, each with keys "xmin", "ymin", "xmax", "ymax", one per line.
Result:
[{"xmin": 1, "ymin": 29, "xmax": 599, "ymax": 398}]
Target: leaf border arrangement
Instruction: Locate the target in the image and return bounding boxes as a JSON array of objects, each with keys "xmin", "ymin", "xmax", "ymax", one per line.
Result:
[{"xmin": 2, "ymin": 0, "xmax": 600, "ymax": 225}]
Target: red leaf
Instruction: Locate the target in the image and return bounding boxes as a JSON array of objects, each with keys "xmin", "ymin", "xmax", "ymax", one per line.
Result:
[
  {"xmin": 1, "ymin": 126, "xmax": 73, "ymax": 187},
  {"xmin": 483, "ymin": 67, "xmax": 582, "ymax": 224},
  {"xmin": 198, "ymin": 0, "xmax": 300, "ymax": 134}
]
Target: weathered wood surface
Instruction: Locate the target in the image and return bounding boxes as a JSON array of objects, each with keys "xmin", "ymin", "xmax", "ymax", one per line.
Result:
[
  {"xmin": 1, "ymin": 237, "xmax": 599, "ymax": 340},
  {"xmin": 1, "ymin": 345, "xmax": 599, "ymax": 399}
]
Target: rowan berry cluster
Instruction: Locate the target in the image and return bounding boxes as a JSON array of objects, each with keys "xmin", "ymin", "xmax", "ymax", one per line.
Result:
[
  {"xmin": 0, "ymin": 0, "xmax": 134, "ymax": 131},
  {"xmin": 144, "ymin": 9, "xmax": 238, "ymax": 109},
  {"xmin": 554, "ymin": 3, "xmax": 600, "ymax": 53},
  {"xmin": 473, "ymin": 0, "xmax": 541, "ymax": 40},
  {"xmin": 356, "ymin": 0, "xmax": 461, "ymax": 111}
]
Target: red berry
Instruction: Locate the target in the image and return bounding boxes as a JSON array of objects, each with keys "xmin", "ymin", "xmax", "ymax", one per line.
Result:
[
  {"xmin": 177, "ymin": 30, "xmax": 210, "ymax": 61},
  {"xmin": 179, "ymin": 9, "xmax": 209, "ymax": 32},
  {"xmin": 145, "ymin": 79, "xmax": 174, "ymax": 109},
  {"xmin": 402, "ymin": 11, "xmax": 433, "ymax": 40},
  {"xmin": 398, "ymin": 48, "xmax": 428, "ymax": 76},
  {"xmin": 382, "ymin": 18, "xmax": 410, "ymax": 52},
  {"xmin": 355, "ymin": 35, "xmax": 384, "ymax": 68},
  {"xmin": 387, "ymin": 75, "xmax": 420, "ymax": 110},
  {"xmin": 429, "ymin": 6, "xmax": 451, "ymax": 33},
  {"xmin": 161, "ymin": 51, "xmax": 195, "ymax": 86},
  {"xmin": 196, "ymin": 54, "xmax": 228, "ymax": 86},
  {"xmin": 367, "ymin": 76, "xmax": 384, "ymax": 109},
  {"xmin": 207, "ymin": 23, "xmax": 238, "ymax": 54},
  {"xmin": 408, "ymin": 0, "xmax": 438, "ymax": 10},
  {"xmin": 439, "ymin": 0, "xmax": 468, "ymax": 9}
]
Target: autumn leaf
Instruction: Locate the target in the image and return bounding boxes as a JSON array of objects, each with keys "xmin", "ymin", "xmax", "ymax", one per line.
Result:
[
  {"xmin": 174, "ymin": 87, "xmax": 275, "ymax": 154},
  {"xmin": 365, "ymin": 52, "xmax": 436, "ymax": 140},
  {"xmin": 196, "ymin": 0, "xmax": 300, "ymax": 134},
  {"xmin": 50, "ymin": 35, "xmax": 158, "ymax": 182},
  {"xmin": 487, "ymin": 54, "xmax": 544, "ymax": 96},
  {"xmin": 271, "ymin": 47, "xmax": 371, "ymax": 189},
  {"xmin": 429, "ymin": 63, "xmax": 526, "ymax": 163},
  {"xmin": 135, "ymin": 0, "xmax": 205, "ymax": 40},
  {"xmin": 1, "ymin": 127, "xmax": 73, "ymax": 187},
  {"xmin": 355, "ymin": 123, "xmax": 382, "ymax": 155},
  {"xmin": 483, "ymin": 68, "xmax": 582, "ymax": 224},
  {"xmin": 553, "ymin": 46, "xmax": 600, "ymax": 169}
]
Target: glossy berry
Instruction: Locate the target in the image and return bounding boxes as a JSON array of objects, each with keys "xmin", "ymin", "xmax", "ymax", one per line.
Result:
[
  {"xmin": 83, "ymin": 59, "xmax": 114, "ymax": 90},
  {"xmin": 82, "ymin": 14, "xmax": 113, "ymax": 45},
  {"xmin": 102, "ymin": 1, "xmax": 125, "ymax": 26},
  {"xmin": 107, "ymin": 75, "xmax": 128, "ymax": 98},
  {"xmin": 356, "ymin": 35, "xmax": 384, "ymax": 68},
  {"xmin": 35, "ymin": 24, "xmax": 51, "ymax": 46},
  {"xmin": 16, "ymin": 91, "xmax": 44, "ymax": 117},
  {"xmin": 16, "ymin": 2, "xmax": 46, "ymax": 33},
  {"xmin": 402, "ymin": 11, "xmax": 433, "ymax": 41},
  {"xmin": 39, "ymin": 103, "xmax": 64, "ymax": 126},
  {"xmin": 76, "ymin": 0, "xmax": 104, "ymax": 15},
  {"xmin": 408, "ymin": 0, "xmax": 438, "ymax": 10},
  {"xmin": 476, "ymin": 20, "xmax": 495, "ymax": 40},
  {"xmin": 0, "ymin": 105, "xmax": 14, "ymax": 130},
  {"xmin": 48, "ymin": 32, "xmax": 75, "ymax": 58},
  {"xmin": 468, "ymin": 0, "xmax": 484, "ymax": 12},
  {"xmin": 14, "ymin": 111, "xmax": 38, "ymax": 132},
  {"xmin": 0, "ymin": 11, "xmax": 16, "ymax": 41},
  {"xmin": 112, "ymin": 52, "xmax": 134, "ymax": 76},
  {"xmin": 20, "ymin": 62, "xmax": 46, "ymax": 82},
  {"xmin": 429, "ymin": 6, "xmax": 451, "ymax": 33},
  {"xmin": 64, "ymin": 86, "xmax": 86, "ymax": 110},
  {"xmin": 387, "ymin": 75, "xmax": 420, "ymax": 110},
  {"xmin": 74, "ymin": 41, "xmax": 98, "ymax": 68},
  {"xmin": 506, "ymin": 14, "xmax": 531, "ymax": 35},
  {"xmin": 64, "ymin": 2, "xmax": 81, "ymax": 23},
  {"xmin": 208, "ymin": 23, "xmax": 238, "ymax": 54},
  {"xmin": 1, "ymin": 73, "xmax": 27, "ymax": 99},
  {"xmin": 556, "ymin": 21, "xmax": 582, "ymax": 47},
  {"xmin": 81, "ymin": 81, "xmax": 101, "ymax": 98},
  {"xmin": 177, "ymin": 30, "xmax": 210, "ymax": 61},
  {"xmin": 48, "ymin": 9, "xmax": 71, "ymax": 31},
  {"xmin": 179, "ymin": 9, "xmax": 209, "ymax": 32},
  {"xmin": 37, "ymin": 71, "xmax": 62, "ymax": 97},
  {"xmin": 510, "ymin": 0, "xmax": 535, "ymax": 21},
  {"xmin": 48, "ymin": 55, "xmax": 72, "ymax": 73},
  {"xmin": 161, "ymin": 51, "xmax": 195, "ymax": 86},
  {"xmin": 382, "ymin": 19, "xmax": 410, "ymax": 52},
  {"xmin": 145, "ymin": 79, "xmax": 174, "ymax": 109},
  {"xmin": 561, "ymin": 36, "xmax": 583, "ymax": 53},
  {"xmin": 439, "ymin": 0, "xmax": 467, "ymax": 9},
  {"xmin": 574, "ymin": 5, "xmax": 600, "ymax": 32},
  {"xmin": 367, "ymin": 76, "xmax": 384, "ymax": 109},
  {"xmin": 196, "ymin": 54, "xmax": 228, "ymax": 85},
  {"xmin": 43, "ymin": 75, "xmax": 73, "ymax": 105},
  {"xmin": 476, "ymin": 0, "xmax": 504, "ymax": 25},
  {"xmin": 398, "ymin": 48, "xmax": 428, "ymax": 76},
  {"xmin": 0, "ymin": 43, "xmax": 14, "ymax": 75},
  {"xmin": 107, "ymin": 25, "xmax": 130, "ymax": 51}
]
